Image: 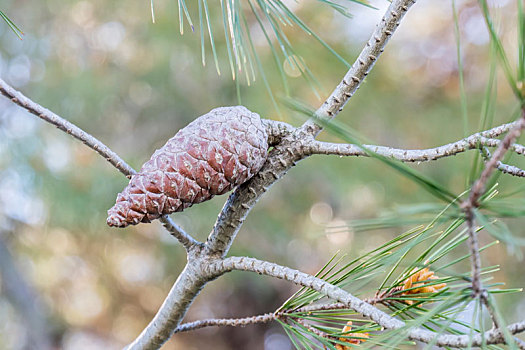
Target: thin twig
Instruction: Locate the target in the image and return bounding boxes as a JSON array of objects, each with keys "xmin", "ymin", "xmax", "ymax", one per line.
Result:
[
  {"xmin": 465, "ymin": 210, "xmax": 483, "ymax": 296},
  {"xmin": 461, "ymin": 110, "xmax": 525, "ymax": 297},
  {"xmin": 175, "ymin": 312, "xmax": 276, "ymax": 333},
  {"xmin": 173, "ymin": 296, "xmax": 390, "ymax": 335},
  {"xmin": 466, "ymin": 110, "xmax": 525, "ymax": 209},
  {"xmin": 459, "ymin": 108, "xmax": 525, "ymax": 347},
  {"xmin": 493, "ymin": 162, "xmax": 525, "ymax": 177},
  {"xmin": 293, "ymin": 302, "xmax": 348, "ymax": 314},
  {"xmin": 480, "ymin": 147, "xmax": 525, "ymax": 177},
  {"xmin": 0, "ymin": 77, "xmax": 198, "ymax": 250},
  {"xmin": 294, "ymin": 317, "xmax": 330, "ymax": 339}
]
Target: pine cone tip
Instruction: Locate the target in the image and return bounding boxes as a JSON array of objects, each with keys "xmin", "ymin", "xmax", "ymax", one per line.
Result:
[{"xmin": 106, "ymin": 211, "xmax": 126, "ymax": 227}]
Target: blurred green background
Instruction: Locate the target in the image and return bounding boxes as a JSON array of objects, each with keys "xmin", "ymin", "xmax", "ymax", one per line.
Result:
[{"xmin": 1, "ymin": 0, "xmax": 524, "ymax": 349}]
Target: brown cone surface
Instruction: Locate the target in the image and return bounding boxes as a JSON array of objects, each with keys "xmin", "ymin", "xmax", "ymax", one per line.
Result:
[{"xmin": 107, "ymin": 106, "xmax": 268, "ymax": 227}]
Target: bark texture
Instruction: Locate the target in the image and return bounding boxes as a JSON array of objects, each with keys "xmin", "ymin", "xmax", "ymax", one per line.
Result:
[{"xmin": 107, "ymin": 106, "xmax": 268, "ymax": 227}]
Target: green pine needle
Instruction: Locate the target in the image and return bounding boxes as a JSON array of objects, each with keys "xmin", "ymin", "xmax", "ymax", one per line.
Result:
[
  {"xmin": 284, "ymin": 98, "xmax": 458, "ymax": 203},
  {"xmin": 478, "ymin": 0, "xmax": 522, "ymax": 100},
  {"xmin": 167, "ymin": 0, "xmax": 373, "ymax": 106},
  {"xmin": 519, "ymin": 0, "xmax": 525, "ymax": 83},
  {"xmin": 275, "ymin": 186, "xmax": 518, "ymax": 349},
  {"xmin": 0, "ymin": 11, "xmax": 24, "ymax": 40},
  {"xmin": 151, "ymin": 0, "xmax": 156, "ymax": 23}
]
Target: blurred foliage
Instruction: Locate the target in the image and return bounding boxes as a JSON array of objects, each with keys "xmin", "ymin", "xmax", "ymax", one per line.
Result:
[{"xmin": 1, "ymin": 0, "xmax": 525, "ymax": 349}]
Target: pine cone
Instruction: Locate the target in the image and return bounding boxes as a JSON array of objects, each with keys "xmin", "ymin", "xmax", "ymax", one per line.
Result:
[
  {"xmin": 400, "ymin": 267, "xmax": 446, "ymax": 305},
  {"xmin": 107, "ymin": 106, "xmax": 268, "ymax": 227}
]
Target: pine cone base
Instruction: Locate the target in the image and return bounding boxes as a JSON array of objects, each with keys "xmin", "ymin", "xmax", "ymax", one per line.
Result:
[{"xmin": 107, "ymin": 106, "xmax": 268, "ymax": 227}]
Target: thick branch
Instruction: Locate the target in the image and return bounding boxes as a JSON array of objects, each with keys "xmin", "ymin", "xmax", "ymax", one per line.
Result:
[
  {"xmin": 302, "ymin": 0, "xmax": 417, "ymax": 137},
  {"xmin": 204, "ymin": 136, "xmax": 305, "ymax": 256},
  {"xmin": 0, "ymin": 77, "xmax": 197, "ymax": 250}
]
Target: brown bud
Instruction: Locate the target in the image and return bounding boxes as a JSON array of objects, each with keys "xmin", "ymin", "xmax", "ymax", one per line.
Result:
[
  {"xmin": 400, "ymin": 267, "xmax": 446, "ymax": 305},
  {"xmin": 334, "ymin": 321, "xmax": 369, "ymax": 349},
  {"xmin": 107, "ymin": 106, "xmax": 268, "ymax": 227}
]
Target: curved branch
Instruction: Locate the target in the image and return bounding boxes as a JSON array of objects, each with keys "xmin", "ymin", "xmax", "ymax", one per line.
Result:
[
  {"xmin": 208, "ymin": 256, "xmax": 406, "ymax": 328},
  {"xmin": 0, "ymin": 77, "xmax": 198, "ymax": 250},
  {"xmin": 204, "ymin": 138, "xmax": 305, "ymax": 255},
  {"xmin": 209, "ymin": 256, "xmax": 525, "ymax": 348},
  {"xmin": 305, "ymin": 122, "xmax": 525, "ymax": 162},
  {"xmin": 302, "ymin": 0, "xmax": 417, "ymax": 137}
]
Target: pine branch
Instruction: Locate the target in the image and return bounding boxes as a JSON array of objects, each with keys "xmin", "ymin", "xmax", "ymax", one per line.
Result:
[
  {"xmin": 172, "ymin": 294, "xmax": 387, "ymax": 334},
  {"xmin": 462, "ymin": 109, "xmax": 525, "ymax": 296},
  {"xmin": 175, "ymin": 313, "xmax": 275, "ymax": 333},
  {"xmin": 208, "ymin": 256, "xmax": 407, "ymax": 329},
  {"xmin": 210, "ymin": 256, "xmax": 525, "ymax": 348},
  {"xmin": 480, "ymin": 147, "xmax": 525, "ymax": 177},
  {"xmin": 204, "ymin": 0, "xmax": 419, "ymax": 257},
  {"xmin": 302, "ymin": 0, "xmax": 417, "ymax": 137},
  {"xmin": 264, "ymin": 120, "xmax": 525, "ymax": 178},
  {"xmin": 459, "ymin": 108, "xmax": 525, "ymax": 347},
  {"xmin": 0, "ymin": 77, "xmax": 198, "ymax": 250},
  {"xmin": 305, "ymin": 122, "xmax": 525, "ymax": 162}
]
